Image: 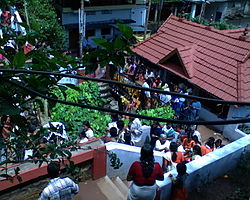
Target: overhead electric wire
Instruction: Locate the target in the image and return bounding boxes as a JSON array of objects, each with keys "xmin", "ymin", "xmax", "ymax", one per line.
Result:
[
  {"xmin": 1, "ymin": 69, "xmax": 250, "ymax": 106},
  {"xmin": 2, "ymin": 76, "xmax": 250, "ymax": 125}
]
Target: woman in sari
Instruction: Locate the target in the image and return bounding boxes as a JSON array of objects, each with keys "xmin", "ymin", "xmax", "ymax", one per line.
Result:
[
  {"xmin": 163, "ymin": 142, "xmax": 185, "ymax": 172},
  {"xmin": 127, "ymin": 144, "xmax": 164, "ymax": 200}
]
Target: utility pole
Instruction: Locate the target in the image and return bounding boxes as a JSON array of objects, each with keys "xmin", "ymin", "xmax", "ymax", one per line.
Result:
[
  {"xmin": 157, "ymin": 0, "xmax": 164, "ymax": 29},
  {"xmin": 199, "ymin": 0, "xmax": 207, "ymax": 22},
  {"xmin": 79, "ymin": 0, "xmax": 86, "ymax": 57},
  {"xmin": 144, "ymin": 0, "xmax": 151, "ymax": 40}
]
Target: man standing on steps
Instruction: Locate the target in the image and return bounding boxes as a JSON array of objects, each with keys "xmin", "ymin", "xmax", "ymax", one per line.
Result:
[{"xmin": 39, "ymin": 161, "xmax": 79, "ymax": 200}]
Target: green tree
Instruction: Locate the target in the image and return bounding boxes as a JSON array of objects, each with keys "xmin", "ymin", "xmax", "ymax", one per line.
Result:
[
  {"xmin": 83, "ymin": 23, "xmax": 135, "ymax": 73},
  {"xmin": 190, "ymin": 16, "xmax": 239, "ymax": 30},
  {"xmin": 2, "ymin": 0, "xmax": 67, "ymax": 50},
  {"xmin": 24, "ymin": 0, "xmax": 67, "ymax": 50}
]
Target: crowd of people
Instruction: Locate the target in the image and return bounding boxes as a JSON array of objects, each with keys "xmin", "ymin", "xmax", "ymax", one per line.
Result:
[
  {"xmin": 103, "ymin": 115, "xmax": 224, "ymax": 171},
  {"xmin": 0, "ymin": 51, "xmax": 224, "ymax": 199},
  {"xmin": 123, "ymin": 119, "xmax": 225, "ymax": 200},
  {"xmin": 0, "ymin": 104, "xmax": 225, "ymax": 200},
  {"xmin": 121, "ymin": 57, "xmax": 202, "ymax": 121},
  {"xmin": 38, "ymin": 144, "xmax": 190, "ymax": 200}
]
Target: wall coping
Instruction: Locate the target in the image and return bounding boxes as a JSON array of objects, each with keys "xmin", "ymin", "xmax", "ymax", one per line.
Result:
[{"xmin": 105, "ymin": 142, "xmax": 164, "ymax": 157}]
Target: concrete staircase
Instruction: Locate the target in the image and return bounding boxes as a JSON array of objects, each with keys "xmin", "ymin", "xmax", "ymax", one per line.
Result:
[
  {"xmin": 98, "ymin": 82, "xmax": 112, "ymax": 100},
  {"xmin": 98, "ymin": 82, "xmax": 119, "ymax": 110},
  {"xmin": 74, "ymin": 176, "xmax": 130, "ymax": 200}
]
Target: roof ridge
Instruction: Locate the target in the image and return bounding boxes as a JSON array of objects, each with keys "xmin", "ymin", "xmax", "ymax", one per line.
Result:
[
  {"xmin": 237, "ymin": 62, "xmax": 242, "ymax": 102},
  {"xmin": 167, "ymin": 15, "xmax": 250, "ymax": 45},
  {"xmin": 221, "ymin": 28, "xmax": 246, "ymax": 33},
  {"xmin": 134, "ymin": 32, "xmax": 160, "ymax": 48},
  {"xmin": 242, "ymin": 52, "xmax": 250, "ymax": 63},
  {"xmin": 220, "ymin": 29, "xmax": 250, "ymax": 44},
  {"xmin": 157, "ymin": 13, "xmax": 173, "ymax": 33},
  {"xmin": 165, "ymin": 20, "xmax": 250, "ymax": 58},
  {"xmin": 177, "ymin": 45, "xmax": 196, "ymax": 78}
]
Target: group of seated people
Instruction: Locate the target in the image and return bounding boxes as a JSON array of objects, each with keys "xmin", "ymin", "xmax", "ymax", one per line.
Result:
[
  {"xmin": 103, "ymin": 115, "xmax": 225, "ymax": 172},
  {"xmin": 156, "ymin": 132, "xmax": 224, "ymax": 172}
]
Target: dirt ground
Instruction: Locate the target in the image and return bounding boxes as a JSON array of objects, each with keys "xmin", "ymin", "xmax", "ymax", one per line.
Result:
[{"xmin": 197, "ymin": 125, "xmax": 230, "ymax": 145}]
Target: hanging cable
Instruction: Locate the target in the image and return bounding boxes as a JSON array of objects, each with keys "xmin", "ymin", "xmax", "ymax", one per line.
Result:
[
  {"xmin": 1, "ymin": 69, "xmax": 250, "ymax": 106},
  {"xmin": 2, "ymin": 77, "xmax": 250, "ymax": 125}
]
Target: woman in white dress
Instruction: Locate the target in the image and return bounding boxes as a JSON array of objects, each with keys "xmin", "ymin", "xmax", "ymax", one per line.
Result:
[
  {"xmin": 191, "ymin": 145, "xmax": 202, "ymax": 161},
  {"xmin": 78, "ymin": 121, "xmax": 94, "ymax": 143},
  {"xmin": 83, "ymin": 121, "xmax": 94, "ymax": 139}
]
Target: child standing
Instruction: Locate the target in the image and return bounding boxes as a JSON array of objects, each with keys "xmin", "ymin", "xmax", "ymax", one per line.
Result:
[{"xmin": 169, "ymin": 162, "xmax": 188, "ymax": 200}]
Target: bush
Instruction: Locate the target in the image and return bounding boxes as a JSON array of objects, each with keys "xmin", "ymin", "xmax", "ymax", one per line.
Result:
[
  {"xmin": 138, "ymin": 106, "xmax": 174, "ymax": 125},
  {"xmin": 190, "ymin": 16, "xmax": 239, "ymax": 30},
  {"xmin": 51, "ymin": 82, "xmax": 111, "ymax": 138}
]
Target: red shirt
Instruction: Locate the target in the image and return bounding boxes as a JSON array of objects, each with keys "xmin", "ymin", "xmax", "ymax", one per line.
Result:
[{"xmin": 127, "ymin": 161, "xmax": 164, "ymax": 186}]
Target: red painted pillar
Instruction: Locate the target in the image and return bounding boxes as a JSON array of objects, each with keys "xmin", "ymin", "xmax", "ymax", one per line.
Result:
[{"xmin": 92, "ymin": 146, "xmax": 107, "ymax": 180}]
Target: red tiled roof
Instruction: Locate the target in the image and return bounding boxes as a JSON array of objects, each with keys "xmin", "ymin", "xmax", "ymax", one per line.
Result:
[
  {"xmin": 133, "ymin": 14, "xmax": 250, "ymax": 102},
  {"xmin": 221, "ymin": 28, "xmax": 250, "ymax": 42}
]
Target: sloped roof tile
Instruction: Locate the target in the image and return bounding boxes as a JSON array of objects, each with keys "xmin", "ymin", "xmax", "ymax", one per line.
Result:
[{"xmin": 133, "ymin": 14, "xmax": 250, "ymax": 102}]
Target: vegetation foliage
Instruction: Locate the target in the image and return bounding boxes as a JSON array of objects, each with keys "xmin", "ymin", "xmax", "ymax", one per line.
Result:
[
  {"xmin": 191, "ymin": 16, "xmax": 239, "ymax": 30},
  {"xmin": 1, "ymin": 0, "xmax": 67, "ymax": 50},
  {"xmin": 0, "ymin": 0, "xmax": 135, "ymax": 181},
  {"xmin": 138, "ymin": 106, "xmax": 174, "ymax": 125},
  {"xmin": 51, "ymin": 82, "xmax": 111, "ymax": 137},
  {"xmin": 83, "ymin": 23, "xmax": 135, "ymax": 73}
]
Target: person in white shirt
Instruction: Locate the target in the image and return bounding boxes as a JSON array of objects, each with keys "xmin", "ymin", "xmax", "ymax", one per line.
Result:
[
  {"xmin": 82, "ymin": 121, "xmax": 94, "ymax": 139},
  {"xmin": 130, "ymin": 118, "xmax": 142, "ymax": 131},
  {"xmin": 43, "ymin": 121, "xmax": 69, "ymax": 144},
  {"xmin": 117, "ymin": 120, "xmax": 126, "ymax": 143},
  {"xmin": 162, "ymin": 124, "xmax": 176, "ymax": 141},
  {"xmin": 142, "ymin": 79, "xmax": 151, "ymax": 98},
  {"xmin": 160, "ymin": 83, "xmax": 171, "ymax": 105},
  {"xmin": 155, "ymin": 134, "xmax": 170, "ymax": 152},
  {"xmin": 191, "ymin": 145, "xmax": 202, "ymax": 161},
  {"xmin": 129, "ymin": 118, "xmax": 143, "ymax": 146},
  {"xmin": 192, "ymin": 130, "xmax": 202, "ymax": 144},
  {"xmin": 134, "ymin": 125, "xmax": 151, "ymax": 147}
]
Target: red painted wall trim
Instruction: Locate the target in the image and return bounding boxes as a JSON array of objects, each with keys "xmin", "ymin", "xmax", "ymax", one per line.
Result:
[
  {"xmin": 0, "ymin": 145, "xmax": 107, "ymax": 191},
  {"xmin": 92, "ymin": 146, "xmax": 107, "ymax": 180}
]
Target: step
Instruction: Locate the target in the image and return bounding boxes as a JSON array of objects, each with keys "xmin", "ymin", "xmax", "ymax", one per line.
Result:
[
  {"xmin": 74, "ymin": 179, "xmax": 108, "ymax": 200},
  {"xmin": 100, "ymin": 89, "xmax": 110, "ymax": 95},
  {"xmin": 100, "ymin": 92, "xmax": 112, "ymax": 98},
  {"xmin": 96, "ymin": 176, "xmax": 125, "ymax": 200},
  {"xmin": 112, "ymin": 177, "xmax": 129, "ymax": 197},
  {"xmin": 98, "ymin": 82, "xmax": 109, "ymax": 87}
]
